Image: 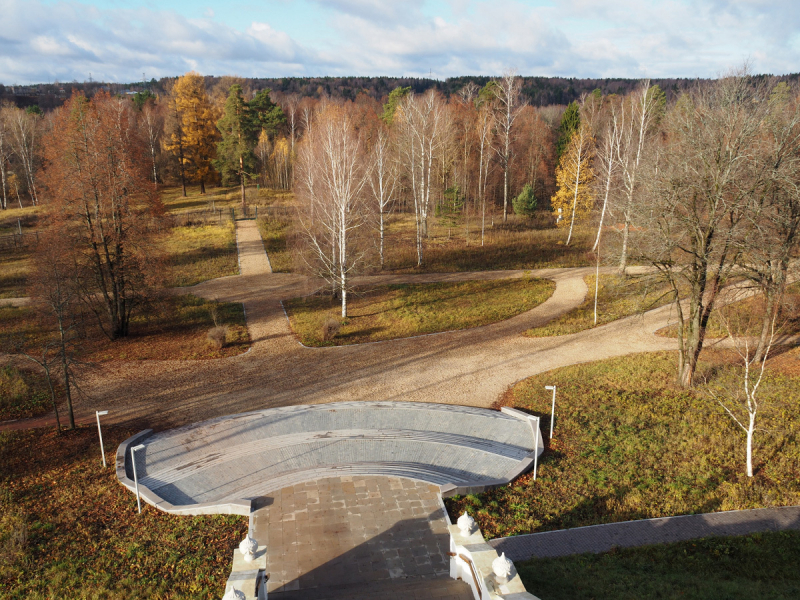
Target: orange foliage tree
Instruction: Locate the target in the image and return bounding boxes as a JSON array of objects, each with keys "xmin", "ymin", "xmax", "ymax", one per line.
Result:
[{"xmin": 42, "ymin": 92, "xmax": 163, "ymax": 340}]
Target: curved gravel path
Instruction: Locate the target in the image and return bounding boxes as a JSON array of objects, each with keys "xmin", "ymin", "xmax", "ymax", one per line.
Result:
[{"xmin": 4, "ymin": 219, "xmax": 680, "ymax": 431}]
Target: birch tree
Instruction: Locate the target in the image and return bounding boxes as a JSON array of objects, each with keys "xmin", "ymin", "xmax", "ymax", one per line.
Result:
[
  {"xmin": 616, "ymin": 81, "xmax": 665, "ymax": 273},
  {"xmin": 476, "ymin": 103, "xmax": 495, "ymax": 246},
  {"xmin": 396, "ymin": 90, "xmax": 450, "ymax": 266},
  {"xmin": 0, "ymin": 105, "xmax": 10, "ymax": 209},
  {"xmin": 8, "ymin": 106, "xmax": 40, "ymax": 205},
  {"xmin": 551, "ymin": 124, "xmax": 594, "ymax": 245},
  {"xmin": 295, "ymin": 104, "xmax": 371, "ymax": 317},
  {"xmin": 492, "ymin": 70, "xmax": 525, "ymax": 223},
  {"xmin": 369, "ymin": 128, "xmax": 398, "ymax": 268}
]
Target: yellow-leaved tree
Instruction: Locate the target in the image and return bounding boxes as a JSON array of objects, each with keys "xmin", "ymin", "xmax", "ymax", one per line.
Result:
[
  {"xmin": 551, "ymin": 125, "xmax": 594, "ymax": 245},
  {"xmin": 164, "ymin": 72, "xmax": 219, "ymax": 195}
]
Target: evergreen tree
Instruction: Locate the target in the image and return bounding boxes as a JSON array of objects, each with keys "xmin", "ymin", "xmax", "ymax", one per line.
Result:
[
  {"xmin": 512, "ymin": 183, "xmax": 538, "ymax": 216},
  {"xmin": 381, "ymin": 86, "xmax": 411, "ymax": 125},
  {"xmin": 215, "ymin": 84, "xmax": 255, "ymax": 208},
  {"xmin": 555, "ymin": 101, "xmax": 581, "ymax": 160}
]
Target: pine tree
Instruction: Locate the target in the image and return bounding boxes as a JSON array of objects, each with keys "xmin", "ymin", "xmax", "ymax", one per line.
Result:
[
  {"xmin": 555, "ymin": 101, "xmax": 581, "ymax": 160},
  {"xmin": 215, "ymin": 84, "xmax": 255, "ymax": 208}
]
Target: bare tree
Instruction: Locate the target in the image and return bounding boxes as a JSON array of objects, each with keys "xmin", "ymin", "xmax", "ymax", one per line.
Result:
[
  {"xmin": 140, "ymin": 100, "xmax": 163, "ymax": 186},
  {"xmin": 369, "ymin": 128, "xmax": 398, "ymax": 268},
  {"xmin": 8, "ymin": 107, "xmax": 40, "ymax": 206},
  {"xmin": 295, "ymin": 104, "xmax": 372, "ymax": 317},
  {"xmin": 634, "ymin": 72, "xmax": 774, "ymax": 387},
  {"xmin": 0, "ymin": 105, "xmax": 10, "ymax": 210},
  {"xmin": 616, "ymin": 81, "xmax": 665, "ymax": 273},
  {"xmin": 492, "ymin": 70, "xmax": 526, "ymax": 223},
  {"xmin": 706, "ymin": 295, "xmax": 781, "ymax": 478},
  {"xmin": 396, "ymin": 90, "xmax": 450, "ymax": 266},
  {"xmin": 476, "ymin": 103, "xmax": 495, "ymax": 247}
]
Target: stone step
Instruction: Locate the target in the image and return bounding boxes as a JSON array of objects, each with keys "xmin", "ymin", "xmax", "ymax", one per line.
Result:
[{"xmin": 269, "ymin": 576, "xmax": 473, "ymax": 600}]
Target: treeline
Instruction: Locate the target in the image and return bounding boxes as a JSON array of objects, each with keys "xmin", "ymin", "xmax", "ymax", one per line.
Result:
[{"xmin": 6, "ymin": 72, "xmax": 800, "ymax": 111}]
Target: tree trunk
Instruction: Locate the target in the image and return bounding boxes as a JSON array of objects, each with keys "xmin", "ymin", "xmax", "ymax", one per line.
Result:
[
  {"xmin": 240, "ymin": 155, "xmax": 246, "ymax": 209},
  {"xmin": 200, "ymin": 179, "xmax": 206, "ymax": 195}
]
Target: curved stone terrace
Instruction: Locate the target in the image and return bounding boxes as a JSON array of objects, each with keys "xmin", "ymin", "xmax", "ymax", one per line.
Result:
[{"xmin": 116, "ymin": 401, "xmax": 544, "ymax": 515}]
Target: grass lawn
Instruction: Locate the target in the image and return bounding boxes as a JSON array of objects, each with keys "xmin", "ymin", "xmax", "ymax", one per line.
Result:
[
  {"xmin": 284, "ymin": 277, "xmax": 555, "ymax": 346},
  {"xmin": 258, "ymin": 215, "xmax": 293, "ymax": 272},
  {"xmin": 0, "ymin": 426, "xmax": 247, "ymax": 599},
  {"xmin": 0, "ymin": 366, "xmax": 55, "ymax": 421},
  {"xmin": 0, "ymin": 295, "xmax": 250, "ymax": 362},
  {"xmin": 0, "ymin": 205, "xmax": 41, "ymax": 298},
  {"xmin": 519, "ymin": 530, "xmax": 800, "ymax": 600},
  {"xmin": 444, "ymin": 351, "xmax": 800, "ymax": 539},
  {"xmin": 159, "ymin": 223, "xmax": 238, "ymax": 287},
  {"xmin": 381, "ymin": 214, "xmax": 597, "ymax": 273},
  {"xmin": 160, "ymin": 184, "xmax": 293, "ymax": 214},
  {"xmin": 525, "ymin": 273, "xmax": 674, "ymax": 337}
]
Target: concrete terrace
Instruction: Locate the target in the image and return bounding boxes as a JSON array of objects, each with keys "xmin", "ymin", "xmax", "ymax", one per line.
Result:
[{"xmin": 120, "ymin": 401, "xmax": 543, "ymax": 513}]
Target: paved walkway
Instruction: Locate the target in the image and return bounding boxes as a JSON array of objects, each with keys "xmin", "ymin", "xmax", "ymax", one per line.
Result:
[
  {"xmin": 252, "ymin": 475, "xmax": 471, "ymax": 599},
  {"xmin": 489, "ymin": 505, "xmax": 800, "ymax": 561}
]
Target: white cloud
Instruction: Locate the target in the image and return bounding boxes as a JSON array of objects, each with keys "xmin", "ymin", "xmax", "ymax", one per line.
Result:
[{"xmin": 0, "ymin": 0, "xmax": 797, "ymax": 84}]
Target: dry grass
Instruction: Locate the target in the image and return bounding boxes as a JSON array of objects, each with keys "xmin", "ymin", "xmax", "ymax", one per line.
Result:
[
  {"xmin": 0, "ymin": 205, "xmax": 40, "ymax": 298},
  {"xmin": 525, "ymin": 273, "xmax": 675, "ymax": 337},
  {"xmin": 0, "ymin": 366, "xmax": 56, "ymax": 421},
  {"xmin": 285, "ymin": 276, "xmax": 555, "ymax": 346},
  {"xmin": 657, "ymin": 281, "xmax": 800, "ymax": 339},
  {"xmin": 380, "ymin": 213, "xmax": 597, "ymax": 273},
  {"xmin": 158, "ymin": 223, "xmax": 238, "ymax": 287},
  {"xmin": 0, "ymin": 295, "xmax": 250, "ymax": 362},
  {"xmin": 445, "ymin": 350, "xmax": 800, "ymax": 539},
  {"xmin": 0, "ymin": 426, "xmax": 246, "ymax": 598},
  {"xmin": 258, "ymin": 215, "xmax": 294, "ymax": 273}
]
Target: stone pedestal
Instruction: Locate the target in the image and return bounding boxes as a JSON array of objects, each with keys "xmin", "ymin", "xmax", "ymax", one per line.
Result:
[{"xmin": 223, "ymin": 546, "xmax": 267, "ymax": 600}]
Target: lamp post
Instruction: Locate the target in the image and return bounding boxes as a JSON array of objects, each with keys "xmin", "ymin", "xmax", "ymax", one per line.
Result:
[
  {"xmin": 532, "ymin": 416, "xmax": 540, "ymax": 481},
  {"xmin": 95, "ymin": 410, "xmax": 108, "ymax": 467},
  {"xmin": 131, "ymin": 444, "xmax": 146, "ymax": 514},
  {"xmin": 545, "ymin": 385, "xmax": 557, "ymax": 438}
]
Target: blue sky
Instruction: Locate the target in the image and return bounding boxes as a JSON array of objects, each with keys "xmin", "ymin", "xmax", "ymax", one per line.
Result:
[{"xmin": 1, "ymin": 0, "xmax": 798, "ymax": 84}]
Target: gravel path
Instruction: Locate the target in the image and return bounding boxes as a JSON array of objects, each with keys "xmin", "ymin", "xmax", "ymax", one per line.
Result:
[{"xmin": 4, "ymin": 219, "xmax": 680, "ymax": 431}]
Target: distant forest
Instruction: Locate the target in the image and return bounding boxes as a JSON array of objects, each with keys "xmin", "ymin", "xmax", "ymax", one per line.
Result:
[{"xmin": 3, "ymin": 72, "xmax": 800, "ymax": 111}]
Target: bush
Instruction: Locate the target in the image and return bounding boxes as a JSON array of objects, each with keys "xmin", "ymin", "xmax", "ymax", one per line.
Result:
[
  {"xmin": 512, "ymin": 183, "xmax": 538, "ymax": 216},
  {"xmin": 206, "ymin": 326, "xmax": 228, "ymax": 349},
  {"xmin": 321, "ymin": 317, "xmax": 341, "ymax": 342}
]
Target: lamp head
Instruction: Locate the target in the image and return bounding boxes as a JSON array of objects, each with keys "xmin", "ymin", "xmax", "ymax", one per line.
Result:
[
  {"xmin": 132, "ymin": 444, "xmax": 145, "ymax": 452},
  {"xmin": 545, "ymin": 386, "xmax": 555, "ymax": 391},
  {"xmin": 96, "ymin": 410, "xmax": 109, "ymax": 416}
]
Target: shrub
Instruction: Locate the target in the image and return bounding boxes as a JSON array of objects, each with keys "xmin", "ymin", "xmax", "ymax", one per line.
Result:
[
  {"xmin": 321, "ymin": 317, "xmax": 341, "ymax": 342},
  {"xmin": 206, "ymin": 326, "xmax": 229, "ymax": 349},
  {"xmin": 512, "ymin": 183, "xmax": 538, "ymax": 216}
]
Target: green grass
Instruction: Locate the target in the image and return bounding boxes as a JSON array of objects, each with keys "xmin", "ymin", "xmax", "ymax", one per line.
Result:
[
  {"xmin": 0, "ymin": 426, "xmax": 247, "ymax": 599},
  {"xmin": 258, "ymin": 215, "xmax": 293, "ymax": 272},
  {"xmin": 519, "ymin": 530, "xmax": 800, "ymax": 600},
  {"xmin": 444, "ymin": 351, "xmax": 800, "ymax": 539},
  {"xmin": 526, "ymin": 273, "xmax": 674, "ymax": 337},
  {"xmin": 284, "ymin": 277, "xmax": 555, "ymax": 346},
  {"xmin": 0, "ymin": 366, "xmax": 54, "ymax": 421},
  {"xmin": 160, "ymin": 223, "xmax": 238, "ymax": 287}
]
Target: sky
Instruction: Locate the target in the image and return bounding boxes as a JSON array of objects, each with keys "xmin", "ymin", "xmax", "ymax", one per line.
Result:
[{"xmin": 0, "ymin": 0, "xmax": 798, "ymax": 85}]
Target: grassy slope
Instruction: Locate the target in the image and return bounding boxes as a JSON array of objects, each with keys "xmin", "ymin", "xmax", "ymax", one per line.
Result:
[
  {"xmin": 0, "ymin": 206, "xmax": 40, "ymax": 298},
  {"xmin": 258, "ymin": 216, "xmax": 293, "ymax": 273},
  {"xmin": 0, "ymin": 427, "xmax": 246, "ymax": 599},
  {"xmin": 284, "ymin": 277, "xmax": 555, "ymax": 346},
  {"xmin": 445, "ymin": 351, "xmax": 800, "ymax": 539},
  {"xmin": 526, "ymin": 273, "xmax": 674, "ymax": 337},
  {"xmin": 0, "ymin": 366, "xmax": 54, "ymax": 421},
  {"xmin": 519, "ymin": 531, "xmax": 800, "ymax": 600}
]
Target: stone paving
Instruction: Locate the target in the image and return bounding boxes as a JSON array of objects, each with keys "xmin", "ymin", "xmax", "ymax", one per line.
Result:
[
  {"xmin": 489, "ymin": 505, "xmax": 800, "ymax": 561},
  {"xmin": 251, "ymin": 475, "xmax": 472, "ymax": 599},
  {"xmin": 129, "ymin": 402, "xmax": 539, "ymax": 510}
]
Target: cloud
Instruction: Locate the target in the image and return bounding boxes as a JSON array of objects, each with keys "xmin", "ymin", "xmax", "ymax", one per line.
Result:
[{"xmin": 0, "ymin": 0, "xmax": 797, "ymax": 84}]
